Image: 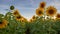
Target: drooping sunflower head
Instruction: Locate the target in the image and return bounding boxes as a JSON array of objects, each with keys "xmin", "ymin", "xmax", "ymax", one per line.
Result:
[
  {"xmin": 10, "ymin": 5, "xmax": 15, "ymax": 10},
  {"xmin": 46, "ymin": 6, "xmax": 57, "ymax": 17},
  {"xmin": 39, "ymin": 2, "xmax": 46, "ymax": 8},
  {"xmin": 36, "ymin": 8, "xmax": 44, "ymax": 16},
  {"xmin": 15, "ymin": 15, "xmax": 22, "ymax": 21},
  {"xmin": 13, "ymin": 9, "xmax": 20, "ymax": 16},
  {"xmin": 56, "ymin": 13, "xmax": 60, "ymax": 19},
  {"xmin": 0, "ymin": 19, "xmax": 8, "ymax": 28}
]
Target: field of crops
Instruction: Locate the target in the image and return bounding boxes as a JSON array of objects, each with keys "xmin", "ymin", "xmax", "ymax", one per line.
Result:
[{"xmin": 0, "ymin": 2, "xmax": 60, "ymax": 34}]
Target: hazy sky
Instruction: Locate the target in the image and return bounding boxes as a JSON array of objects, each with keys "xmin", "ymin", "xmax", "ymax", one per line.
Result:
[{"xmin": 0, "ymin": 0, "xmax": 60, "ymax": 19}]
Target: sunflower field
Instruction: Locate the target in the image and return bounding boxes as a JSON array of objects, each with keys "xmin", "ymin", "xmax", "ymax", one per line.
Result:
[{"xmin": 0, "ymin": 2, "xmax": 60, "ymax": 34}]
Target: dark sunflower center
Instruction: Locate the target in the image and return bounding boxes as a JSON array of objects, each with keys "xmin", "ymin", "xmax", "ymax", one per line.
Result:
[
  {"xmin": 17, "ymin": 16, "xmax": 21, "ymax": 19},
  {"xmin": 14, "ymin": 12, "xmax": 17, "ymax": 15},
  {"xmin": 49, "ymin": 9, "xmax": 54, "ymax": 14},
  {"xmin": 41, "ymin": 4, "xmax": 45, "ymax": 8},
  {"xmin": 57, "ymin": 15, "xmax": 60, "ymax": 18},
  {"xmin": 14, "ymin": 12, "xmax": 16, "ymax": 14},
  {"xmin": 0, "ymin": 21, "xmax": 2, "ymax": 24},
  {"xmin": 33, "ymin": 17, "xmax": 35, "ymax": 19},
  {"xmin": 39, "ymin": 11, "xmax": 43, "ymax": 14}
]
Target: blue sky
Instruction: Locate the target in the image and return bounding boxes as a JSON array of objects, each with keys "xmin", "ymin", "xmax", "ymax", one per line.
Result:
[{"xmin": 0, "ymin": 0, "xmax": 60, "ymax": 19}]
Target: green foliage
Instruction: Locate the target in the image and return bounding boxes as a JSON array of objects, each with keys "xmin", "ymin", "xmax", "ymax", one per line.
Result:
[
  {"xmin": 0, "ymin": 12, "xmax": 60, "ymax": 34},
  {"xmin": 0, "ymin": 14, "xmax": 4, "ymax": 19},
  {"xmin": 29, "ymin": 18, "xmax": 60, "ymax": 34}
]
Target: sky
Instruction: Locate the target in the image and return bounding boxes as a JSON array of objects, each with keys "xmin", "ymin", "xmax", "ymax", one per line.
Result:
[{"xmin": 0, "ymin": 0, "xmax": 60, "ymax": 19}]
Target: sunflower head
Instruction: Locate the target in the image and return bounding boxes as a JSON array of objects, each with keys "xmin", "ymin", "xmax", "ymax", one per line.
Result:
[
  {"xmin": 13, "ymin": 9, "xmax": 20, "ymax": 16},
  {"xmin": 36, "ymin": 8, "xmax": 44, "ymax": 16},
  {"xmin": 15, "ymin": 15, "xmax": 22, "ymax": 21},
  {"xmin": 21, "ymin": 19, "xmax": 25, "ymax": 22},
  {"xmin": 0, "ymin": 19, "xmax": 8, "ymax": 28},
  {"xmin": 29, "ymin": 16, "xmax": 36, "ymax": 22},
  {"xmin": 46, "ymin": 6, "xmax": 57, "ymax": 17},
  {"xmin": 32, "ymin": 15, "xmax": 36, "ymax": 19},
  {"xmin": 20, "ymin": 17, "xmax": 27, "ymax": 22},
  {"xmin": 56, "ymin": 13, "xmax": 60, "ymax": 19},
  {"xmin": 29, "ymin": 19, "xmax": 33, "ymax": 22},
  {"xmin": 10, "ymin": 5, "xmax": 15, "ymax": 10},
  {"xmin": 39, "ymin": 2, "xmax": 46, "ymax": 8}
]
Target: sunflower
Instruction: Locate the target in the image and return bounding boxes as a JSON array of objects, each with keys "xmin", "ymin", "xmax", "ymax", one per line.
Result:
[
  {"xmin": 21, "ymin": 18, "xmax": 25, "ymax": 22},
  {"xmin": 29, "ymin": 16, "xmax": 36, "ymax": 22},
  {"xmin": 10, "ymin": 5, "xmax": 15, "ymax": 10},
  {"xmin": 13, "ymin": 9, "xmax": 20, "ymax": 16},
  {"xmin": 29, "ymin": 19, "xmax": 33, "ymax": 22},
  {"xmin": 20, "ymin": 17, "xmax": 27, "ymax": 22},
  {"xmin": 46, "ymin": 6, "xmax": 57, "ymax": 17},
  {"xmin": 56, "ymin": 13, "xmax": 60, "ymax": 19},
  {"xmin": 0, "ymin": 19, "xmax": 8, "ymax": 28},
  {"xmin": 32, "ymin": 15, "xmax": 37, "ymax": 21},
  {"xmin": 36, "ymin": 8, "xmax": 44, "ymax": 16},
  {"xmin": 15, "ymin": 15, "xmax": 22, "ymax": 21},
  {"xmin": 39, "ymin": 2, "xmax": 46, "ymax": 8}
]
